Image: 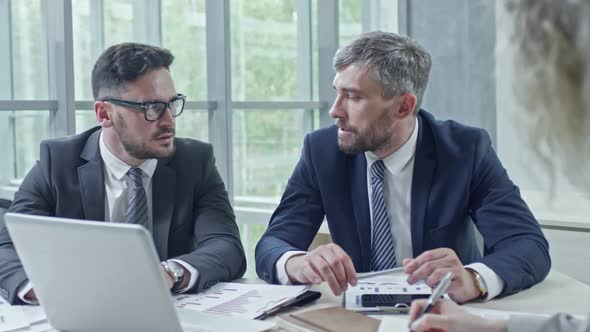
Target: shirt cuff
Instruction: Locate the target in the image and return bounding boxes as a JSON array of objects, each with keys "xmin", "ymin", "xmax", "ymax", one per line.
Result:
[
  {"xmin": 17, "ymin": 281, "xmax": 38, "ymax": 305},
  {"xmin": 466, "ymin": 262, "xmax": 505, "ymax": 301},
  {"xmin": 275, "ymin": 251, "xmax": 307, "ymax": 285},
  {"xmin": 169, "ymin": 259, "xmax": 199, "ymax": 294}
]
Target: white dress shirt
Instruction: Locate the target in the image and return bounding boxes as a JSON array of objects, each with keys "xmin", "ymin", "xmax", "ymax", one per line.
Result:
[
  {"xmin": 275, "ymin": 120, "xmax": 504, "ymax": 300},
  {"xmin": 17, "ymin": 132, "xmax": 198, "ymax": 303}
]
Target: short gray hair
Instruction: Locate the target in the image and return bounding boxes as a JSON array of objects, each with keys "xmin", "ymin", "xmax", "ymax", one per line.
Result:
[
  {"xmin": 506, "ymin": 0, "xmax": 590, "ymax": 191},
  {"xmin": 333, "ymin": 31, "xmax": 432, "ymax": 113}
]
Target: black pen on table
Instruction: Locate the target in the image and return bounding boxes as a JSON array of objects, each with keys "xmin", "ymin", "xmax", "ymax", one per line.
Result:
[{"xmin": 411, "ymin": 271, "xmax": 453, "ymax": 331}]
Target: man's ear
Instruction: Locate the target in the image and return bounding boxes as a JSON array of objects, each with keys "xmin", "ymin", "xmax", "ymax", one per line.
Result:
[
  {"xmin": 397, "ymin": 93, "xmax": 418, "ymax": 118},
  {"xmin": 95, "ymin": 101, "xmax": 113, "ymax": 128}
]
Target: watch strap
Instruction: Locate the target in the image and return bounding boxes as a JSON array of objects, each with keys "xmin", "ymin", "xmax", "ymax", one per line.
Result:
[
  {"xmin": 466, "ymin": 268, "xmax": 488, "ymax": 299},
  {"xmin": 162, "ymin": 261, "xmax": 185, "ymax": 291}
]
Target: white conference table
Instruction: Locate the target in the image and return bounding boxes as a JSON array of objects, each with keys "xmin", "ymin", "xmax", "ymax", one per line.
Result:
[
  {"xmin": 265, "ymin": 269, "xmax": 590, "ymax": 320},
  {"xmin": 13, "ymin": 269, "xmax": 590, "ymax": 331},
  {"xmin": 463, "ymin": 269, "xmax": 590, "ymax": 316}
]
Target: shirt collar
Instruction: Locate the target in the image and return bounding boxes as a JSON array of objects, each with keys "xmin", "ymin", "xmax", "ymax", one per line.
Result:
[
  {"xmin": 99, "ymin": 131, "xmax": 158, "ymax": 181},
  {"xmin": 365, "ymin": 119, "xmax": 419, "ymax": 175}
]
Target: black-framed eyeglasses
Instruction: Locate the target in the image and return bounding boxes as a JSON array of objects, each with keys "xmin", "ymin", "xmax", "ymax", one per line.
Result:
[{"xmin": 101, "ymin": 93, "xmax": 186, "ymax": 122}]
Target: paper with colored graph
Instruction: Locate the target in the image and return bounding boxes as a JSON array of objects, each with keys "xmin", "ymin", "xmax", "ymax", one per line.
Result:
[{"xmin": 174, "ymin": 282, "xmax": 309, "ymax": 320}]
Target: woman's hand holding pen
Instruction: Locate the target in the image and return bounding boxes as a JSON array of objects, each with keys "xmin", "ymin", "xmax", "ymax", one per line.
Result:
[{"xmin": 408, "ymin": 299, "xmax": 508, "ymax": 332}]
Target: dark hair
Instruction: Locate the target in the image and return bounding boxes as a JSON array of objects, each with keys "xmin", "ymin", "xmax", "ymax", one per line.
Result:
[
  {"xmin": 91, "ymin": 42, "xmax": 175, "ymax": 100},
  {"xmin": 334, "ymin": 31, "xmax": 431, "ymax": 113}
]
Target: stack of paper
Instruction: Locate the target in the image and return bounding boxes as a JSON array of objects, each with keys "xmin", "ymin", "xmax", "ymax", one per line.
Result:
[
  {"xmin": 174, "ymin": 282, "xmax": 309, "ymax": 320},
  {"xmin": 377, "ymin": 315, "xmax": 411, "ymax": 332},
  {"xmin": 0, "ymin": 299, "xmax": 50, "ymax": 332},
  {"xmin": 0, "ymin": 305, "xmax": 28, "ymax": 332}
]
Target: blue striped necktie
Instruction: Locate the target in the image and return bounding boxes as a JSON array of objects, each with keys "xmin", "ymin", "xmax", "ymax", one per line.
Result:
[
  {"xmin": 126, "ymin": 167, "xmax": 148, "ymax": 228},
  {"xmin": 370, "ymin": 160, "xmax": 397, "ymax": 270}
]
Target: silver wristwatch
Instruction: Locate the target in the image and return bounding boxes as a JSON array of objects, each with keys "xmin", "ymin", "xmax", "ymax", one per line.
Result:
[{"xmin": 161, "ymin": 260, "xmax": 185, "ymax": 291}]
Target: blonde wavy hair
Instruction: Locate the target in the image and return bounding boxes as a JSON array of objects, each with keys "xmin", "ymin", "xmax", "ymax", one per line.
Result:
[{"xmin": 506, "ymin": 0, "xmax": 590, "ymax": 191}]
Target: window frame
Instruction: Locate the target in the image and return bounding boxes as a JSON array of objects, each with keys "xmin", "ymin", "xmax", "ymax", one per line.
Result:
[{"xmin": 0, "ymin": 0, "xmax": 392, "ymax": 226}]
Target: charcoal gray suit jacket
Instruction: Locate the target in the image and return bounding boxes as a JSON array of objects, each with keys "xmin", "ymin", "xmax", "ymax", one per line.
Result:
[{"xmin": 0, "ymin": 126, "xmax": 246, "ymax": 304}]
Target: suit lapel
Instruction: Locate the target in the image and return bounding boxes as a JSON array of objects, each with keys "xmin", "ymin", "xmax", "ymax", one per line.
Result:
[
  {"xmin": 410, "ymin": 114, "xmax": 436, "ymax": 257},
  {"xmin": 349, "ymin": 154, "xmax": 371, "ymax": 271},
  {"xmin": 152, "ymin": 159, "xmax": 176, "ymax": 261},
  {"xmin": 78, "ymin": 129, "xmax": 106, "ymax": 221}
]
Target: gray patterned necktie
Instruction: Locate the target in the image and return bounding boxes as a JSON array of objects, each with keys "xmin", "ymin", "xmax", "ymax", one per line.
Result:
[
  {"xmin": 126, "ymin": 167, "xmax": 148, "ymax": 228},
  {"xmin": 370, "ymin": 160, "xmax": 397, "ymax": 270}
]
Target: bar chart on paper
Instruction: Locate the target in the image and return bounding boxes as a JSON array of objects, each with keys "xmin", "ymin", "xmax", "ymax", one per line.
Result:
[
  {"xmin": 174, "ymin": 283, "xmax": 309, "ymax": 320},
  {"xmin": 204, "ymin": 289, "xmax": 262, "ymax": 316}
]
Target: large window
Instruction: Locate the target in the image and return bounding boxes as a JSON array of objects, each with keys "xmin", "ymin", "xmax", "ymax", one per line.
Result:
[
  {"xmin": 0, "ymin": 0, "xmax": 377, "ymax": 277},
  {"xmin": 339, "ymin": 0, "xmax": 361, "ymax": 45},
  {"xmin": 230, "ymin": 0, "xmax": 315, "ymax": 204},
  {"xmin": 73, "ymin": 0, "xmax": 209, "ymax": 142},
  {"xmin": 0, "ymin": 0, "xmax": 51, "ymax": 198}
]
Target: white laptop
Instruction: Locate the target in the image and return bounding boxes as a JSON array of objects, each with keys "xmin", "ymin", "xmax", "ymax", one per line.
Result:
[{"xmin": 4, "ymin": 213, "xmax": 273, "ymax": 332}]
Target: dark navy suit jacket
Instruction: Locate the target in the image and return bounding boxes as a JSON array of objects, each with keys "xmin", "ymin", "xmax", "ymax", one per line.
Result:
[{"xmin": 256, "ymin": 110, "xmax": 550, "ymax": 297}]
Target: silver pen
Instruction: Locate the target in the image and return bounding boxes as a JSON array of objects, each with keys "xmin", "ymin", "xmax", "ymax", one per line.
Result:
[
  {"xmin": 357, "ymin": 267, "xmax": 406, "ymax": 280},
  {"xmin": 414, "ymin": 271, "xmax": 453, "ymax": 320}
]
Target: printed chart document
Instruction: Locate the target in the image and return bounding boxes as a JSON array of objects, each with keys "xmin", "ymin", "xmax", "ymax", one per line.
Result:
[
  {"xmin": 0, "ymin": 306, "xmax": 28, "ymax": 332},
  {"xmin": 0, "ymin": 298, "xmax": 51, "ymax": 332},
  {"xmin": 0, "ymin": 299, "xmax": 50, "ymax": 332},
  {"xmin": 344, "ymin": 274, "xmax": 431, "ymax": 312},
  {"xmin": 174, "ymin": 282, "xmax": 309, "ymax": 320}
]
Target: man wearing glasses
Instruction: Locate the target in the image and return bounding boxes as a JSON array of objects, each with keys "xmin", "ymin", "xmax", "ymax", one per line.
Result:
[{"xmin": 0, "ymin": 42, "xmax": 246, "ymax": 304}]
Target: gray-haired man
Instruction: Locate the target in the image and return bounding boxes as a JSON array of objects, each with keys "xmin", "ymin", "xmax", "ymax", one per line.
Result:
[{"xmin": 255, "ymin": 31, "xmax": 550, "ymax": 303}]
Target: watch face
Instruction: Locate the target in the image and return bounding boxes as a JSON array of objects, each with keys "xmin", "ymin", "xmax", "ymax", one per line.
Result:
[{"xmin": 167, "ymin": 261, "xmax": 184, "ymax": 279}]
